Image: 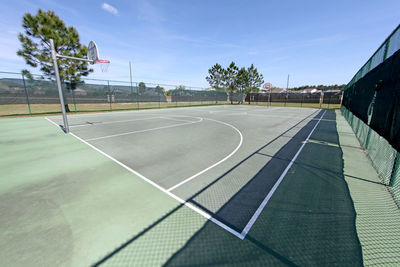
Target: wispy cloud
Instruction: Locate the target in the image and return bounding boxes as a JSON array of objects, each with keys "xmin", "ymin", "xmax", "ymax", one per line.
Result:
[
  {"xmin": 137, "ymin": 1, "xmax": 164, "ymax": 23},
  {"xmin": 102, "ymin": 3, "xmax": 119, "ymax": 16}
]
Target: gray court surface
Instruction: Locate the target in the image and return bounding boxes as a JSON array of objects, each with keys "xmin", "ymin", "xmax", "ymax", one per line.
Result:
[
  {"xmin": 48, "ymin": 105, "xmax": 322, "ymax": 237},
  {"xmin": 5, "ymin": 105, "xmax": 398, "ymax": 266}
]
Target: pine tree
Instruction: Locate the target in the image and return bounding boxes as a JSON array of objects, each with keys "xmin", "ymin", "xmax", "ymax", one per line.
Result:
[
  {"xmin": 17, "ymin": 9, "xmax": 92, "ymax": 83},
  {"xmin": 206, "ymin": 63, "xmax": 225, "ymax": 90}
]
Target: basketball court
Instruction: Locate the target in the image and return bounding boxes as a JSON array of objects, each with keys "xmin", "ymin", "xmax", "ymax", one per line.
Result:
[{"xmin": 1, "ymin": 105, "xmax": 382, "ymax": 266}]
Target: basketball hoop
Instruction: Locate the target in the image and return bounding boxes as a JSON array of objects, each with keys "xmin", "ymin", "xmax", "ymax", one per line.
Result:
[
  {"xmin": 96, "ymin": 59, "xmax": 110, "ymax": 72},
  {"xmin": 87, "ymin": 41, "xmax": 110, "ymax": 72}
]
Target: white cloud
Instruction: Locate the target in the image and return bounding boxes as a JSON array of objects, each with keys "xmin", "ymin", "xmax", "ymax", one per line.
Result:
[
  {"xmin": 137, "ymin": 1, "xmax": 164, "ymax": 23},
  {"xmin": 102, "ymin": 3, "xmax": 119, "ymax": 15}
]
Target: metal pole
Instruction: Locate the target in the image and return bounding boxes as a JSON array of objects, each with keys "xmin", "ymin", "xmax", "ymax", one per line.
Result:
[
  {"xmin": 129, "ymin": 61, "xmax": 134, "ymax": 103},
  {"xmin": 268, "ymin": 89, "xmax": 271, "ymax": 107},
  {"xmin": 71, "ymin": 87, "xmax": 77, "ymax": 112},
  {"xmin": 285, "ymin": 74, "xmax": 289, "ymax": 107},
  {"xmin": 320, "ymin": 92, "xmax": 323, "ymax": 108},
  {"xmin": 158, "ymin": 85, "xmax": 161, "ymax": 109},
  {"xmin": 21, "ymin": 72, "xmax": 32, "ymax": 116},
  {"xmin": 137, "ymin": 82, "xmax": 140, "ymax": 110},
  {"xmin": 107, "ymin": 80, "xmax": 112, "ymax": 111},
  {"xmin": 50, "ymin": 39, "xmax": 69, "ymax": 133}
]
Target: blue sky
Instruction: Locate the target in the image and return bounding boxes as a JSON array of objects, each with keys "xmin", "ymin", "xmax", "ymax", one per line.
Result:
[{"xmin": 0, "ymin": 0, "xmax": 399, "ymax": 88}]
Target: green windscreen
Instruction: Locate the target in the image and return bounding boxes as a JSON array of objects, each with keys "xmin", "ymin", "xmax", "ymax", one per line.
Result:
[{"xmin": 341, "ymin": 24, "xmax": 400, "ymax": 205}]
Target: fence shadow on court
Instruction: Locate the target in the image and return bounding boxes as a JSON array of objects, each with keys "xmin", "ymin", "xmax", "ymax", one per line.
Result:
[{"xmin": 93, "ymin": 110, "xmax": 363, "ymax": 266}]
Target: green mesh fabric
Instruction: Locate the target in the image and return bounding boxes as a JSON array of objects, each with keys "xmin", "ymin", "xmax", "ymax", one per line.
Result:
[
  {"xmin": 342, "ymin": 106, "xmax": 398, "ymax": 191},
  {"xmin": 390, "ymin": 154, "xmax": 400, "ymax": 204},
  {"xmin": 341, "ymin": 25, "xmax": 400, "ymax": 204},
  {"xmin": 171, "ymin": 89, "xmax": 227, "ymax": 102}
]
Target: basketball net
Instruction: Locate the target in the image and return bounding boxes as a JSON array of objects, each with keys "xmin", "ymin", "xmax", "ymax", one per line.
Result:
[{"xmin": 96, "ymin": 59, "xmax": 110, "ymax": 72}]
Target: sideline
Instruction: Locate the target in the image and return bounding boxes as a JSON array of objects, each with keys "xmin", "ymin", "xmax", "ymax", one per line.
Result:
[{"xmin": 240, "ymin": 110, "xmax": 326, "ymax": 237}]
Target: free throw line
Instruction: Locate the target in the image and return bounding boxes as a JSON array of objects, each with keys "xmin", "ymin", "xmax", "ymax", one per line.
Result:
[
  {"xmin": 85, "ymin": 117, "xmax": 203, "ymax": 141},
  {"xmin": 44, "ymin": 117, "xmax": 245, "ymax": 240}
]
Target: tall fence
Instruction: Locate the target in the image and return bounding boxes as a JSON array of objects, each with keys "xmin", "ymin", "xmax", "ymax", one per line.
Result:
[
  {"xmin": 0, "ymin": 71, "xmax": 342, "ymax": 116},
  {"xmin": 245, "ymin": 91, "xmax": 342, "ymax": 108},
  {"xmin": 341, "ymin": 24, "xmax": 400, "ymax": 204},
  {"xmin": 0, "ymin": 71, "xmax": 230, "ymax": 116}
]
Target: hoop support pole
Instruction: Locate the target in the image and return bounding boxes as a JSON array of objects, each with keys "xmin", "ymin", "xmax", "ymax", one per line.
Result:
[
  {"xmin": 50, "ymin": 39, "xmax": 70, "ymax": 133},
  {"xmin": 56, "ymin": 54, "xmax": 94, "ymax": 64}
]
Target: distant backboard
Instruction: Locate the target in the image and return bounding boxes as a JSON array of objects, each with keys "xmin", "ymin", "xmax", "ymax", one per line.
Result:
[{"xmin": 263, "ymin": 83, "xmax": 272, "ymax": 90}]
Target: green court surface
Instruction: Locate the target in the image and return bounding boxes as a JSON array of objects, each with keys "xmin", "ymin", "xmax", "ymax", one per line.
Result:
[{"xmin": 1, "ymin": 105, "xmax": 399, "ymax": 266}]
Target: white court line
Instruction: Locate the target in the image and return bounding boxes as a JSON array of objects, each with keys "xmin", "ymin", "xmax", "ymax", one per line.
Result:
[
  {"xmin": 45, "ymin": 109, "xmax": 324, "ymax": 240},
  {"xmin": 160, "ymin": 116, "xmax": 197, "ymax": 123},
  {"xmin": 240, "ymin": 110, "xmax": 326, "ymax": 237},
  {"xmin": 224, "ymin": 112, "xmax": 318, "ymax": 120},
  {"xmin": 209, "ymin": 110, "xmax": 229, "ymax": 113},
  {"xmin": 167, "ymin": 118, "xmax": 243, "ymax": 192},
  {"xmin": 44, "ymin": 117, "xmax": 244, "ymax": 240},
  {"xmin": 85, "ymin": 117, "xmax": 203, "ymax": 142},
  {"xmin": 62, "ymin": 104, "xmax": 231, "ymax": 119},
  {"xmin": 70, "ymin": 116, "xmax": 163, "ymax": 128}
]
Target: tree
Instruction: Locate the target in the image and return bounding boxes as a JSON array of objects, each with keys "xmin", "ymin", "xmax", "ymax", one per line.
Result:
[
  {"xmin": 206, "ymin": 63, "xmax": 225, "ymax": 90},
  {"xmin": 138, "ymin": 82, "xmax": 146, "ymax": 94},
  {"xmin": 224, "ymin": 61, "xmax": 239, "ymax": 93},
  {"xmin": 236, "ymin": 67, "xmax": 249, "ymax": 93},
  {"xmin": 246, "ymin": 64, "xmax": 264, "ymax": 93},
  {"xmin": 17, "ymin": 9, "xmax": 92, "ymax": 83},
  {"xmin": 166, "ymin": 89, "xmax": 173, "ymax": 96},
  {"xmin": 176, "ymin": 85, "xmax": 186, "ymax": 90},
  {"xmin": 155, "ymin": 85, "xmax": 165, "ymax": 95}
]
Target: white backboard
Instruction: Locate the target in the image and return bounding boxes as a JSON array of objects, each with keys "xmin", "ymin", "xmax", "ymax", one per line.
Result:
[{"xmin": 87, "ymin": 41, "xmax": 99, "ymax": 64}]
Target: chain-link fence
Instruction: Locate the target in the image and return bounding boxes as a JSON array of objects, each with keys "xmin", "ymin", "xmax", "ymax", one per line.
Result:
[
  {"xmin": 0, "ymin": 71, "xmax": 344, "ymax": 116},
  {"xmin": 341, "ymin": 24, "xmax": 400, "ymax": 205},
  {"xmin": 0, "ymin": 71, "xmax": 231, "ymax": 116},
  {"xmin": 245, "ymin": 91, "xmax": 342, "ymax": 108}
]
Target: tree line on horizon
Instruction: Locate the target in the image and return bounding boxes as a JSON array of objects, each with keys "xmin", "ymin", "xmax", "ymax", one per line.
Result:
[
  {"xmin": 205, "ymin": 62, "xmax": 264, "ymax": 94},
  {"xmin": 289, "ymin": 84, "xmax": 346, "ymax": 91}
]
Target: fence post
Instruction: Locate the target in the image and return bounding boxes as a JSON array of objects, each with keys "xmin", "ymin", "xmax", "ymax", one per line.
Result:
[
  {"xmin": 320, "ymin": 93, "xmax": 323, "ymax": 108},
  {"xmin": 301, "ymin": 93, "xmax": 304, "ymax": 108},
  {"xmin": 136, "ymin": 82, "xmax": 140, "ymax": 111},
  {"xmin": 383, "ymin": 40, "xmax": 390, "ymax": 61},
  {"xmin": 21, "ymin": 72, "xmax": 32, "ymax": 116},
  {"xmin": 107, "ymin": 80, "xmax": 112, "ymax": 111},
  {"xmin": 328, "ymin": 95, "xmax": 331, "ymax": 109},
  {"xmin": 158, "ymin": 88, "xmax": 161, "ymax": 109},
  {"xmin": 389, "ymin": 153, "xmax": 399, "ymax": 187},
  {"xmin": 71, "ymin": 88, "xmax": 77, "ymax": 112}
]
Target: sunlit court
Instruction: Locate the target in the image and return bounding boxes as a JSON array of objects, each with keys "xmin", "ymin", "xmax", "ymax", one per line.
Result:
[{"xmin": 1, "ymin": 1, "xmax": 400, "ymax": 266}]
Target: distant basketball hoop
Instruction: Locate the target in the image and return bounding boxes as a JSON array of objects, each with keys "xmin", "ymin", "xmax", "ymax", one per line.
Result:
[{"xmin": 263, "ymin": 83, "xmax": 272, "ymax": 90}]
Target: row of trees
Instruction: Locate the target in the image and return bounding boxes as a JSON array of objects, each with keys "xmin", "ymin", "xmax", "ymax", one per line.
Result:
[
  {"xmin": 206, "ymin": 62, "xmax": 264, "ymax": 93},
  {"xmin": 290, "ymin": 84, "xmax": 346, "ymax": 91},
  {"xmin": 138, "ymin": 82, "xmax": 189, "ymax": 96}
]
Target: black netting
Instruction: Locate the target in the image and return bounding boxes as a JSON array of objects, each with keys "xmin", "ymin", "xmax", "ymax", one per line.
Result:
[
  {"xmin": 171, "ymin": 90, "xmax": 227, "ymax": 102},
  {"xmin": 343, "ymin": 49, "xmax": 400, "ymax": 151}
]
